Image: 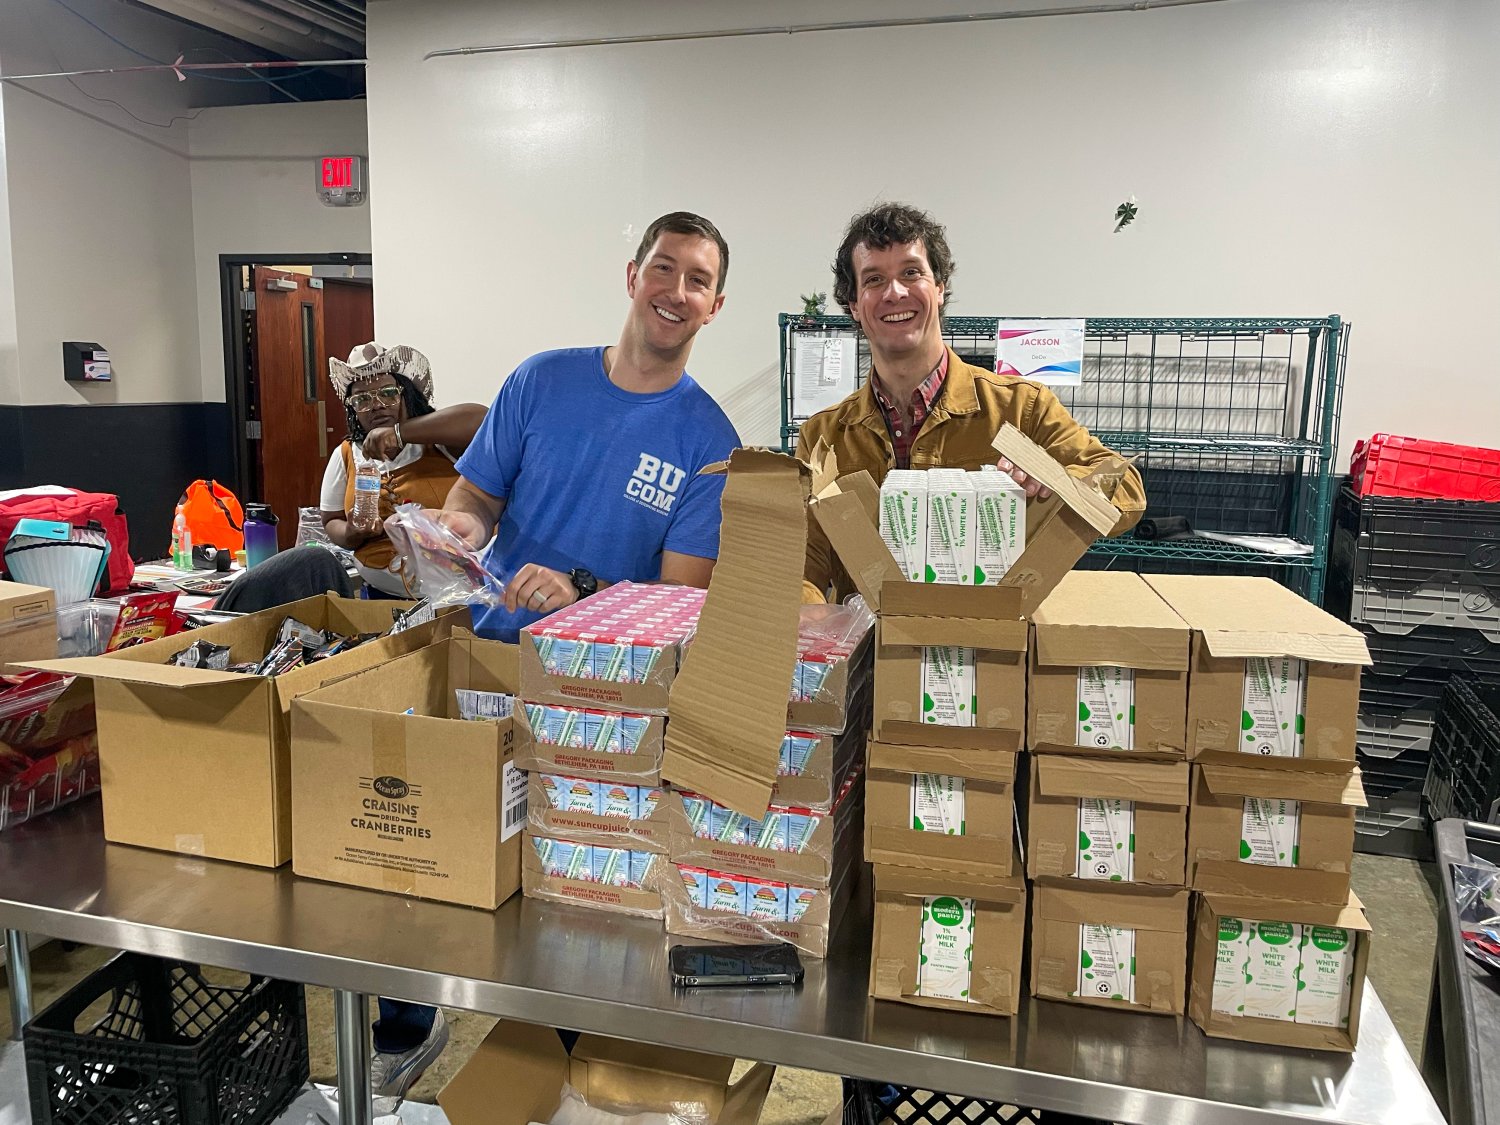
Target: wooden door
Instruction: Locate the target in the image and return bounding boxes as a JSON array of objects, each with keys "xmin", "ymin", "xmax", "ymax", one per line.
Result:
[
  {"xmin": 252, "ymin": 267, "xmax": 326, "ymax": 548},
  {"xmin": 320, "ymin": 278, "xmax": 375, "ymax": 453}
]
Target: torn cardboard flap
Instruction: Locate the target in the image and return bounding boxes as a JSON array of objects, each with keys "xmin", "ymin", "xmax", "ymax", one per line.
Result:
[
  {"xmin": 1195, "ymin": 863, "xmax": 1369, "ymax": 917},
  {"xmin": 1196, "ymin": 752, "xmax": 1368, "ymax": 808},
  {"xmin": 992, "ymin": 423, "xmax": 1122, "ymax": 536},
  {"xmin": 808, "ymin": 472, "xmax": 905, "ymax": 612},
  {"xmin": 878, "ymin": 584, "xmax": 1029, "ymax": 651},
  {"xmin": 876, "ymin": 720, "xmax": 1022, "ymax": 754},
  {"xmin": 26, "ymin": 656, "xmax": 251, "ymax": 690},
  {"xmin": 868, "ymin": 739, "xmax": 1018, "ymax": 785},
  {"xmin": 1200, "ymin": 886, "xmax": 1371, "ymax": 933},
  {"xmin": 1035, "ymin": 754, "xmax": 1188, "ymax": 804},
  {"xmin": 663, "ymin": 450, "xmax": 808, "ymax": 817}
]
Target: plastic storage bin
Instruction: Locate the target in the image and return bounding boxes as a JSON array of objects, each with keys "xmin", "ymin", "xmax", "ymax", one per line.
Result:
[
  {"xmin": 1351, "ymin": 434, "xmax": 1500, "ymax": 502},
  {"xmin": 842, "ymin": 1080, "xmax": 1053, "ymax": 1125},
  {"xmin": 24, "ymin": 952, "xmax": 308, "ymax": 1125},
  {"xmin": 1351, "ymin": 581, "xmax": 1500, "ymax": 644},
  {"xmin": 1425, "ymin": 679, "xmax": 1500, "ymax": 825}
]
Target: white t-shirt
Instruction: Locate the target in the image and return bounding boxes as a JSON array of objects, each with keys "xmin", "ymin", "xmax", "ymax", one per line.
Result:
[{"xmin": 320, "ymin": 442, "xmax": 430, "ymax": 597}]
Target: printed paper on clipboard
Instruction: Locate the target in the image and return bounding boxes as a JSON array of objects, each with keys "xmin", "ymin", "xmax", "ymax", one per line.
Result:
[
  {"xmin": 996, "ymin": 319, "xmax": 1086, "ymax": 387},
  {"xmin": 792, "ymin": 335, "xmax": 857, "ymax": 418}
]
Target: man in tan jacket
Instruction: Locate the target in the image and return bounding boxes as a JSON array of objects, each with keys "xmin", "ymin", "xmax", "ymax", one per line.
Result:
[{"xmin": 797, "ymin": 202, "xmax": 1146, "ymax": 604}]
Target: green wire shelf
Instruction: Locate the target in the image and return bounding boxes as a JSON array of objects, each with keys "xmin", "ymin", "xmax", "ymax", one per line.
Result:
[
  {"xmin": 1093, "ymin": 432, "xmax": 1326, "ymax": 458},
  {"xmin": 1087, "ymin": 536, "xmax": 1319, "ymax": 567}
]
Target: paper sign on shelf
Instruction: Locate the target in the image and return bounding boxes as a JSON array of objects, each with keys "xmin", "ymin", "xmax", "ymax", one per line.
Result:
[{"xmin": 995, "ymin": 319, "xmax": 1086, "ymax": 387}]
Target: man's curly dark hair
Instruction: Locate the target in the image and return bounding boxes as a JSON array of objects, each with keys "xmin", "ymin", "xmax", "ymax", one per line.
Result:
[{"xmin": 832, "ymin": 202, "xmax": 955, "ymax": 318}]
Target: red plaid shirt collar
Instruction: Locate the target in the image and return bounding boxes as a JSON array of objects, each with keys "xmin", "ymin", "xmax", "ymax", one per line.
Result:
[{"xmin": 871, "ymin": 350, "xmax": 949, "ymax": 469}]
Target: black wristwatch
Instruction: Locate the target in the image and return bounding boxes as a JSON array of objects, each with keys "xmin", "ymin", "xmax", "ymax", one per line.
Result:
[{"xmin": 568, "ymin": 568, "xmax": 598, "ymax": 599}]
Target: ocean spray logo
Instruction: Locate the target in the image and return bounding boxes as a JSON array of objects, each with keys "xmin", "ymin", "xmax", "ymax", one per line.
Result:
[{"xmin": 625, "ymin": 453, "xmax": 685, "ymax": 515}]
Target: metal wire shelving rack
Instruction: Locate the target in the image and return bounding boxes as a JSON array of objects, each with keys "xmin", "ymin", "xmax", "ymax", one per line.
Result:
[{"xmin": 779, "ymin": 314, "xmax": 1350, "ymax": 601}]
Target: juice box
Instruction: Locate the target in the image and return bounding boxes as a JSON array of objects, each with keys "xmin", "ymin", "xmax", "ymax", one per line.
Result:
[
  {"xmin": 746, "ymin": 878, "xmax": 790, "ymax": 922},
  {"xmin": 707, "ymin": 871, "xmax": 749, "ymax": 915},
  {"xmin": 598, "ymin": 783, "xmax": 639, "ymax": 820},
  {"xmin": 628, "ymin": 851, "xmax": 654, "ymax": 889},
  {"xmin": 788, "ymin": 886, "xmax": 817, "ymax": 921},
  {"xmin": 780, "ymin": 733, "xmax": 819, "ymax": 777},
  {"xmin": 678, "ymin": 864, "xmax": 710, "ymax": 907},
  {"xmin": 591, "ymin": 845, "xmax": 633, "ymax": 887}
]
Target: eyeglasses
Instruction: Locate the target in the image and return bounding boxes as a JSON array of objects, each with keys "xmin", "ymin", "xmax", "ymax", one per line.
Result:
[{"xmin": 348, "ymin": 386, "xmax": 403, "ymax": 412}]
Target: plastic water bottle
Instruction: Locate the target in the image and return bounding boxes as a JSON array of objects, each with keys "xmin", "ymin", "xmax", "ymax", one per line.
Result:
[
  {"xmin": 172, "ymin": 504, "xmax": 192, "ymax": 570},
  {"xmin": 243, "ymin": 504, "xmax": 279, "ymax": 569},
  {"xmin": 351, "ymin": 450, "xmax": 383, "ymax": 535}
]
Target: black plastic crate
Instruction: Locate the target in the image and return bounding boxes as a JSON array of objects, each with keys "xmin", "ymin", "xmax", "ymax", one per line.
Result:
[
  {"xmin": 1424, "ymin": 678, "xmax": 1500, "ymax": 825},
  {"xmin": 842, "ymin": 1079, "xmax": 1054, "ymax": 1125},
  {"xmin": 1361, "ymin": 669, "xmax": 1449, "ymax": 716},
  {"xmin": 1359, "ymin": 622, "xmax": 1500, "ymax": 681},
  {"xmin": 1350, "ymin": 580, "xmax": 1500, "ymax": 642},
  {"xmin": 1333, "ymin": 486, "xmax": 1500, "ymax": 592},
  {"xmin": 25, "ymin": 953, "xmax": 309, "ymax": 1125},
  {"xmin": 1357, "ymin": 745, "xmax": 1432, "ymax": 799}
]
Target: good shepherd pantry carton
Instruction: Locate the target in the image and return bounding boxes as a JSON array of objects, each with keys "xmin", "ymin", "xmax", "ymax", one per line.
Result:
[{"xmin": 30, "ymin": 595, "xmax": 457, "ymax": 867}]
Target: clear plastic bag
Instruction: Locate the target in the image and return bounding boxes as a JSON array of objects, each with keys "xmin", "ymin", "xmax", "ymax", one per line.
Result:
[
  {"xmin": 384, "ymin": 504, "xmax": 507, "ymax": 608},
  {"xmin": 294, "ymin": 506, "xmax": 333, "ymax": 548},
  {"xmin": 1453, "ymin": 856, "xmax": 1500, "ymax": 974},
  {"xmin": 548, "ymin": 1081, "xmax": 710, "ymax": 1125}
]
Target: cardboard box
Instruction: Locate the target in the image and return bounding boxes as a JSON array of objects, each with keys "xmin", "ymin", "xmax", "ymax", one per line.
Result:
[
  {"xmin": 290, "ymin": 634, "xmax": 521, "ymax": 909},
  {"xmin": 1189, "ymin": 887, "xmax": 1372, "ymax": 1052},
  {"xmin": 1027, "ymin": 752, "xmax": 1189, "ymax": 886},
  {"xmin": 773, "ymin": 703, "xmax": 867, "ymax": 812},
  {"xmin": 513, "ymin": 702, "xmax": 666, "ymax": 784},
  {"xmin": 869, "ymin": 864, "xmax": 1027, "ymax": 1016},
  {"xmin": 1188, "ymin": 754, "xmax": 1364, "ymax": 902},
  {"xmin": 30, "ymin": 595, "xmax": 457, "ymax": 867},
  {"xmin": 528, "ymin": 773, "xmax": 671, "ymax": 854},
  {"xmin": 522, "ymin": 830, "xmax": 665, "ymax": 918},
  {"xmin": 1030, "ymin": 880, "xmax": 1190, "ymax": 1014},
  {"xmin": 1141, "ymin": 576, "xmax": 1371, "ymax": 760},
  {"xmin": 784, "ymin": 609, "xmax": 874, "ymax": 734},
  {"xmin": 865, "ymin": 723, "xmax": 1019, "ymax": 879},
  {"xmin": 439, "ymin": 1018, "xmax": 774, "ymax": 1125},
  {"xmin": 1029, "ymin": 572, "xmax": 1190, "ymax": 756},
  {"xmin": 0, "ymin": 580, "xmax": 57, "ymax": 670}
]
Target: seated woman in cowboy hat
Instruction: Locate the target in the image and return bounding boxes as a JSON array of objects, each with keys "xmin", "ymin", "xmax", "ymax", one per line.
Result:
[{"xmin": 320, "ymin": 343, "xmax": 487, "ymax": 596}]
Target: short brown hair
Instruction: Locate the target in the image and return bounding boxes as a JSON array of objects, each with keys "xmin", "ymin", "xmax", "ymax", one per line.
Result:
[
  {"xmin": 832, "ymin": 202, "xmax": 955, "ymax": 316},
  {"xmin": 634, "ymin": 211, "xmax": 730, "ymax": 294}
]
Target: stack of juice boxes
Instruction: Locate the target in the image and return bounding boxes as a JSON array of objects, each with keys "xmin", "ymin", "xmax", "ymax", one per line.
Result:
[
  {"xmin": 515, "ymin": 582, "xmax": 704, "ymax": 917},
  {"xmin": 1144, "ymin": 575, "xmax": 1373, "ymax": 1051},
  {"xmin": 866, "ymin": 467, "xmax": 1032, "ymax": 1017}
]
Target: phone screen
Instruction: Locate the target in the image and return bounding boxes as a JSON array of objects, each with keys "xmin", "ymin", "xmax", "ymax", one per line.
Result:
[{"xmin": 669, "ymin": 942, "xmax": 803, "ymax": 985}]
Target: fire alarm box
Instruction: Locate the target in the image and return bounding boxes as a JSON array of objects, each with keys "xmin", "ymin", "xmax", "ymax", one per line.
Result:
[
  {"xmin": 316, "ymin": 155, "xmax": 367, "ymax": 207},
  {"xmin": 63, "ymin": 342, "xmax": 112, "ymax": 382}
]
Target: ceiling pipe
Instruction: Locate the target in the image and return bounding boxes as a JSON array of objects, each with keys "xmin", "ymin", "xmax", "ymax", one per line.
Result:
[{"xmin": 424, "ymin": 0, "xmax": 1234, "ymax": 59}]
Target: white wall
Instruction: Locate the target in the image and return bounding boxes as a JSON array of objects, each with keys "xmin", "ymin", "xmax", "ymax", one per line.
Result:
[
  {"xmin": 365, "ymin": 0, "xmax": 1500, "ymax": 459},
  {"xmin": 188, "ymin": 101, "xmax": 371, "ymax": 401}
]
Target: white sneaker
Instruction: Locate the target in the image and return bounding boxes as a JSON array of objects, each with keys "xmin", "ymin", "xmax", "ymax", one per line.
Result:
[{"xmin": 370, "ymin": 1009, "xmax": 450, "ymax": 1099}]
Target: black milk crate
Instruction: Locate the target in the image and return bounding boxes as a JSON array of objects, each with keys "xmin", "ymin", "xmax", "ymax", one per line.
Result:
[
  {"xmin": 1332, "ymin": 486, "xmax": 1500, "ymax": 591},
  {"xmin": 1357, "ymin": 745, "xmax": 1431, "ymax": 800},
  {"xmin": 1357, "ymin": 704, "xmax": 1435, "ymax": 759},
  {"xmin": 1358, "ymin": 621, "xmax": 1500, "ymax": 680},
  {"xmin": 1360, "ymin": 667, "xmax": 1449, "ymax": 716},
  {"xmin": 1351, "ymin": 580, "xmax": 1500, "ymax": 642},
  {"xmin": 1424, "ymin": 678, "xmax": 1500, "ymax": 825},
  {"xmin": 842, "ymin": 1080, "xmax": 1052, "ymax": 1125},
  {"xmin": 24, "ymin": 952, "xmax": 308, "ymax": 1125}
]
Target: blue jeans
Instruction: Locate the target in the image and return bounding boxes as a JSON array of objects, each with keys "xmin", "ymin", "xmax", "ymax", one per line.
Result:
[{"xmin": 373, "ymin": 999, "xmax": 436, "ymax": 1054}]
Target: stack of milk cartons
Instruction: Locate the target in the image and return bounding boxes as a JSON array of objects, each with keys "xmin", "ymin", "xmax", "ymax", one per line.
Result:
[
  {"xmin": 514, "ymin": 581, "xmax": 706, "ymax": 918},
  {"xmin": 1142, "ymin": 574, "xmax": 1373, "ymax": 1051},
  {"xmin": 866, "ymin": 466, "xmax": 1030, "ymax": 1018},
  {"xmin": 1024, "ymin": 571, "xmax": 1194, "ymax": 1017}
]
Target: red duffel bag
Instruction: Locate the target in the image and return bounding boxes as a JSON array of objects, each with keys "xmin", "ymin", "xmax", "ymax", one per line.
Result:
[{"xmin": 0, "ymin": 488, "xmax": 132, "ymax": 594}]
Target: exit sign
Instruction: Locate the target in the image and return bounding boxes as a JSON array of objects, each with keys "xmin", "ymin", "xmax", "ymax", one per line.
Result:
[{"xmin": 315, "ymin": 155, "xmax": 366, "ymax": 207}]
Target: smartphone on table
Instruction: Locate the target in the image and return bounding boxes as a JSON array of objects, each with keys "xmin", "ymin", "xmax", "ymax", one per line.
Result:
[{"xmin": 668, "ymin": 941, "xmax": 804, "ymax": 988}]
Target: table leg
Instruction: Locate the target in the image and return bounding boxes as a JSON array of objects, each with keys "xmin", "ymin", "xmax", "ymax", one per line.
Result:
[
  {"xmin": 333, "ymin": 989, "xmax": 373, "ymax": 1125},
  {"xmin": 4, "ymin": 930, "xmax": 32, "ymax": 1040}
]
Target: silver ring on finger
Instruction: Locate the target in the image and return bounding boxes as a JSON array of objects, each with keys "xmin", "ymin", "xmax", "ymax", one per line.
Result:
[{"xmin": 531, "ymin": 589, "xmax": 546, "ymax": 609}]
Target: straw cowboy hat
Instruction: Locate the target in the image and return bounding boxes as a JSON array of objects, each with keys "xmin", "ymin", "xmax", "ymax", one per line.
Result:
[{"xmin": 327, "ymin": 342, "xmax": 433, "ymax": 400}]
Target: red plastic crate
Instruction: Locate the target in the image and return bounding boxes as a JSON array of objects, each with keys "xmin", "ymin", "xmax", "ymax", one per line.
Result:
[{"xmin": 1351, "ymin": 434, "xmax": 1500, "ymax": 501}]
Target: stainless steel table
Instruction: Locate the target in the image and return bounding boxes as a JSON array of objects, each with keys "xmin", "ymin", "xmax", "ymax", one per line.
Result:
[{"xmin": 0, "ymin": 801, "xmax": 1444, "ymax": 1125}]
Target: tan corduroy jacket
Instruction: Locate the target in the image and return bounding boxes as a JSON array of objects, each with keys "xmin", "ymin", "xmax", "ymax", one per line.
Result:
[{"xmin": 796, "ymin": 348, "xmax": 1147, "ymax": 604}]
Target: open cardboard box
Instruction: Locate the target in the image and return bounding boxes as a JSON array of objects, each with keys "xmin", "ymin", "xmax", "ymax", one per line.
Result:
[
  {"xmin": 521, "ymin": 831, "xmax": 665, "ymax": 918},
  {"xmin": 1188, "ymin": 752, "xmax": 1364, "ymax": 904},
  {"xmin": 1029, "ymin": 571, "xmax": 1190, "ymax": 756},
  {"xmin": 0, "ymin": 580, "xmax": 57, "ymax": 670},
  {"xmin": 865, "ymin": 722, "xmax": 1019, "ymax": 879},
  {"xmin": 1030, "ymin": 879, "xmax": 1190, "ymax": 1015},
  {"xmin": 1027, "ymin": 750, "xmax": 1189, "ymax": 886},
  {"xmin": 528, "ymin": 773, "xmax": 671, "ymax": 854},
  {"xmin": 1142, "ymin": 576, "xmax": 1371, "ymax": 760},
  {"xmin": 1189, "ymin": 879, "xmax": 1372, "ymax": 1052},
  {"xmin": 29, "ymin": 594, "xmax": 459, "ymax": 867},
  {"xmin": 869, "ymin": 864, "xmax": 1026, "ymax": 1017},
  {"xmin": 439, "ymin": 1018, "xmax": 774, "ymax": 1125},
  {"xmin": 290, "ymin": 632, "xmax": 521, "ymax": 909},
  {"xmin": 513, "ymin": 702, "xmax": 666, "ymax": 784}
]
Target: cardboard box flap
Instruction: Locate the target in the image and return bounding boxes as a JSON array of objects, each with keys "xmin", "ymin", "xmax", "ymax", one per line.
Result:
[
  {"xmin": 1201, "ymin": 887, "xmax": 1371, "ymax": 932},
  {"xmin": 25, "ymin": 656, "xmax": 251, "ymax": 689},
  {"xmin": 1143, "ymin": 575, "xmax": 1373, "ymax": 666},
  {"xmin": 664, "ymin": 449, "xmax": 808, "ymax": 817},
  {"xmin": 879, "ymin": 609, "xmax": 1029, "ymax": 651},
  {"xmin": 1034, "ymin": 880, "xmax": 1189, "ymax": 930},
  {"xmin": 874, "ymin": 863, "xmax": 1026, "ymax": 904},
  {"xmin": 1195, "ymin": 863, "xmax": 1367, "ymax": 913},
  {"xmin": 869, "ymin": 739, "xmax": 1018, "ymax": 784},
  {"xmin": 809, "ymin": 472, "xmax": 902, "ymax": 611},
  {"xmin": 1033, "ymin": 624, "xmax": 1189, "ymax": 672},
  {"xmin": 1196, "ymin": 752, "xmax": 1368, "ymax": 808},
  {"xmin": 992, "ymin": 423, "xmax": 1122, "ymax": 536},
  {"xmin": 882, "ymin": 582, "xmax": 1024, "ymax": 622},
  {"xmin": 876, "ymin": 721, "xmax": 1022, "ymax": 754},
  {"xmin": 437, "ymin": 1019, "xmax": 569, "ymax": 1125},
  {"xmin": 572, "ymin": 1031, "xmax": 734, "ymax": 1089},
  {"xmin": 719, "ymin": 1062, "xmax": 776, "ymax": 1125},
  {"xmin": 1035, "ymin": 754, "xmax": 1188, "ymax": 804}
]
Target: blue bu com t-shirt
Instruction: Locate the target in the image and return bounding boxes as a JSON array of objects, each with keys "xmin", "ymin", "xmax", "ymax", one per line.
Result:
[{"xmin": 456, "ymin": 347, "xmax": 741, "ymax": 642}]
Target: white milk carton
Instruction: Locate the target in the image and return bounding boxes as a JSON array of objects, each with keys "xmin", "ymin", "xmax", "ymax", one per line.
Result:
[
  {"xmin": 1211, "ymin": 915, "xmax": 1251, "ymax": 1016},
  {"xmin": 921, "ymin": 645, "xmax": 976, "ymax": 726},
  {"xmin": 1241, "ymin": 657, "xmax": 1307, "ymax": 757},
  {"xmin": 970, "ymin": 470, "xmax": 1026, "ymax": 585},
  {"xmin": 1077, "ymin": 798, "xmax": 1134, "ymax": 881},
  {"xmin": 1240, "ymin": 797, "xmax": 1300, "ymax": 867},
  {"xmin": 924, "ymin": 469, "xmax": 975, "ymax": 586},
  {"xmin": 911, "ymin": 773, "xmax": 966, "ymax": 835},
  {"xmin": 1243, "ymin": 920, "xmax": 1302, "ymax": 1021},
  {"xmin": 916, "ymin": 895, "xmax": 975, "ymax": 1001},
  {"xmin": 1295, "ymin": 925, "xmax": 1356, "ymax": 1028},
  {"xmin": 1077, "ymin": 665, "xmax": 1135, "ymax": 750},
  {"xmin": 879, "ymin": 470, "xmax": 928, "ymax": 582},
  {"xmin": 1077, "ymin": 923, "xmax": 1135, "ymax": 1003}
]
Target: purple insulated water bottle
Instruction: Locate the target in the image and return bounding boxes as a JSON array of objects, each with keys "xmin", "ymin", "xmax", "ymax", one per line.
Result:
[{"xmin": 243, "ymin": 504, "xmax": 280, "ymax": 568}]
